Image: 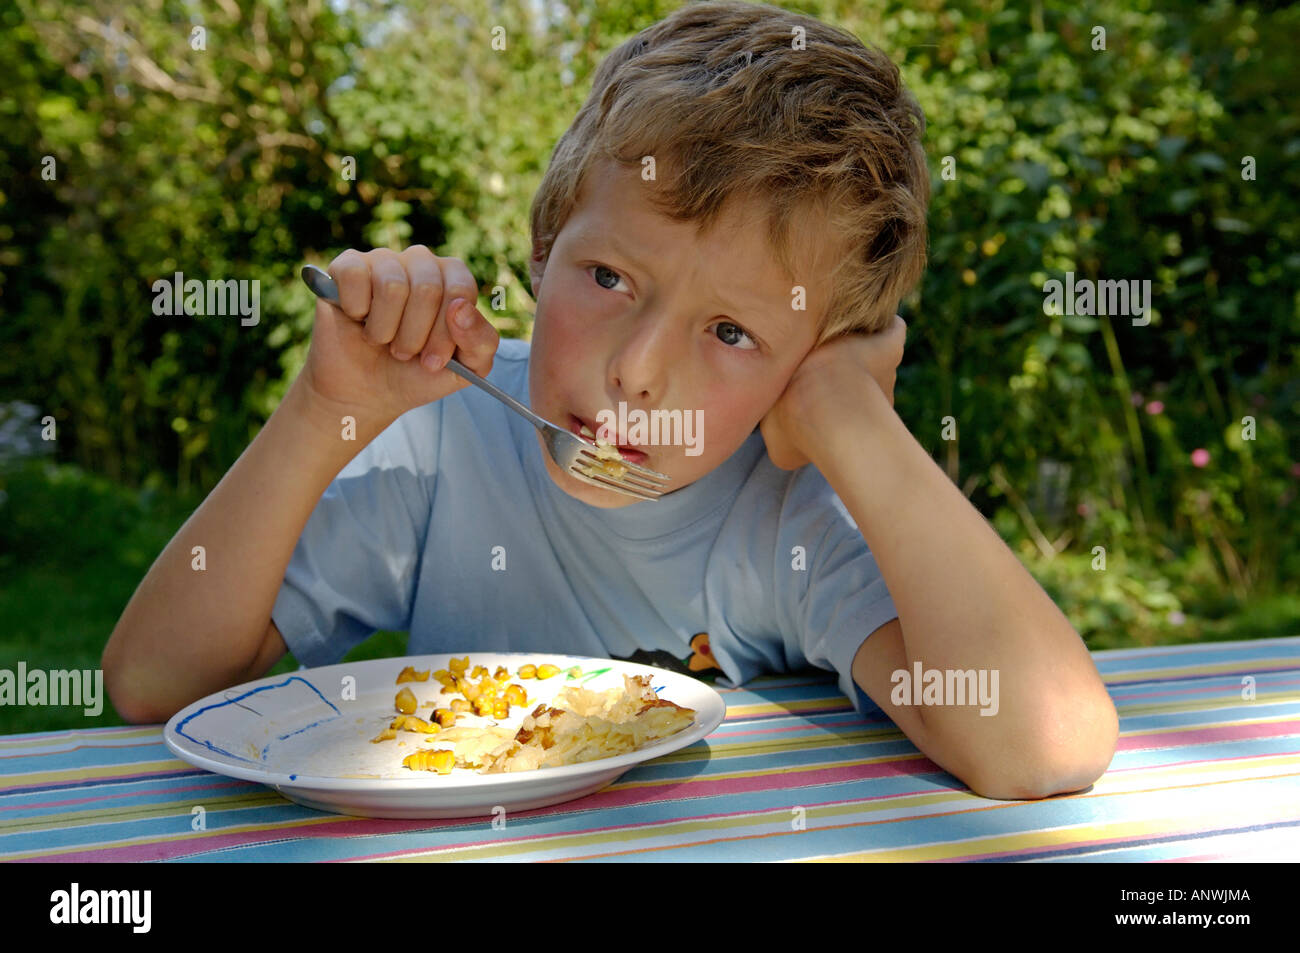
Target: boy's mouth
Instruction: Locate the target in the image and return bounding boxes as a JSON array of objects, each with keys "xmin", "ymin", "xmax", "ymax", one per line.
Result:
[{"xmin": 567, "ymin": 414, "xmax": 649, "ymax": 465}]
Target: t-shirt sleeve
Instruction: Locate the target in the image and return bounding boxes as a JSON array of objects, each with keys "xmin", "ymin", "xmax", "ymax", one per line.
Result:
[
  {"xmin": 270, "ymin": 403, "xmax": 440, "ymax": 668},
  {"xmin": 705, "ymin": 460, "xmax": 900, "ymax": 718},
  {"xmin": 780, "ymin": 466, "xmax": 900, "ymax": 717}
]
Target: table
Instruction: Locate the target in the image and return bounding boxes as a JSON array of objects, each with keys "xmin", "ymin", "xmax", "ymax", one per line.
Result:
[{"xmin": 3, "ymin": 636, "xmax": 1298, "ymax": 861}]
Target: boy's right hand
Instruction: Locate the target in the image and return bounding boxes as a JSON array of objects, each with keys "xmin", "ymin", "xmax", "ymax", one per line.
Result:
[{"xmin": 300, "ymin": 246, "xmax": 500, "ymax": 422}]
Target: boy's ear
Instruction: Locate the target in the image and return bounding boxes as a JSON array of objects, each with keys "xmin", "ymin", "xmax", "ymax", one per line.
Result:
[{"xmin": 528, "ymin": 241, "xmax": 547, "ymax": 300}]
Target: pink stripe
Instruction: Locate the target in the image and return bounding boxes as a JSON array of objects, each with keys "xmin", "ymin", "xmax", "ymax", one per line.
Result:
[
  {"xmin": 711, "ymin": 719, "xmax": 866, "ymax": 740},
  {"xmin": 1117, "ymin": 718, "xmax": 1300, "ymax": 751}
]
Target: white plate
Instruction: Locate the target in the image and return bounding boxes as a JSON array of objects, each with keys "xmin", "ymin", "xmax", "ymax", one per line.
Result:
[{"xmin": 163, "ymin": 652, "xmax": 725, "ymax": 819}]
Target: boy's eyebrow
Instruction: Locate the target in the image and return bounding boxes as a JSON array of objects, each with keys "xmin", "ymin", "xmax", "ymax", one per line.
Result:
[{"xmin": 575, "ymin": 228, "xmax": 798, "ymax": 341}]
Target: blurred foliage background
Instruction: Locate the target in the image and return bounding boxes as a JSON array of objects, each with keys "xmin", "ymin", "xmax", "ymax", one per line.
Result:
[{"xmin": 1, "ymin": 0, "xmax": 1297, "ymax": 731}]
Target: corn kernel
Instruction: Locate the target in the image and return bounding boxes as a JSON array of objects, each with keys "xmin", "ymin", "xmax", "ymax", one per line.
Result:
[
  {"xmin": 459, "ymin": 677, "xmax": 480, "ymax": 702},
  {"xmin": 492, "ymin": 699, "xmax": 509, "ymax": 719},
  {"xmin": 403, "ymin": 749, "xmax": 457, "ymax": 774},
  {"xmin": 493, "ymin": 665, "xmax": 509, "ymax": 680},
  {"xmin": 450, "ymin": 698, "xmax": 471, "ymax": 713},
  {"xmin": 477, "ymin": 679, "xmax": 497, "ymax": 698},
  {"xmin": 537, "ymin": 664, "xmax": 561, "ymax": 679},
  {"xmin": 395, "ymin": 687, "xmax": 417, "ymax": 714},
  {"xmin": 393, "ymin": 714, "xmax": 438, "ymax": 734},
  {"xmin": 474, "ymin": 699, "xmax": 494, "ymax": 717},
  {"xmin": 504, "ymin": 684, "xmax": 527, "ymax": 706},
  {"xmin": 433, "ymin": 669, "xmax": 455, "ymax": 687},
  {"xmin": 448, "ymin": 656, "xmax": 469, "ymax": 674},
  {"xmin": 433, "ymin": 708, "xmax": 457, "ymax": 728},
  {"xmin": 518, "ymin": 664, "xmax": 537, "ymax": 679},
  {"xmin": 396, "ymin": 666, "xmax": 430, "ymax": 684},
  {"xmin": 371, "ymin": 727, "xmax": 397, "ymax": 743},
  {"xmin": 470, "ymin": 664, "xmax": 488, "ymax": 679}
]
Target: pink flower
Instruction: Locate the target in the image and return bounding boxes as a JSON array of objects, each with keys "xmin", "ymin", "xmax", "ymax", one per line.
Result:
[
  {"xmin": 1191, "ymin": 448, "xmax": 1210, "ymax": 467},
  {"xmin": 1076, "ymin": 502, "xmax": 1090, "ymax": 516},
  {"xmin": 1168, "ymin": 611, "xmax": 1185, "ymax": 626},
  {"xmin": 1145, "ymin": 400, "xmax": 1164, "ymax": 415}
]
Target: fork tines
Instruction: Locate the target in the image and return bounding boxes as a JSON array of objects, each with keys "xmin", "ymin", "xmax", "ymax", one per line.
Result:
[{"xmin": 570, "ymin": 452, "xmax": 669, "ymax": 501}]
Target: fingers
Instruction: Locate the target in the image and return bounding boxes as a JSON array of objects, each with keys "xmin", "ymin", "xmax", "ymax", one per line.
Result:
[
  {"xmin": 445, "ymin": 292, "xmax": 500, "ymax": 378},
  {"xmin": 361, "ymin": 249, "xmax": 409, "ymax": 346},
  {"xmin": 328, "ymin": 249, "xmax": 371, "ymax": 321},
  {"xmin": 390, "ymin": 246, "xmax": 442, "ymax": 360},
  {"xmin": 419, "ymin": 257, "xmax": 481, "ymax": 372},
  {"xmin": 322, "ymin": 246, "xmax": 495, "ymax": 376}
]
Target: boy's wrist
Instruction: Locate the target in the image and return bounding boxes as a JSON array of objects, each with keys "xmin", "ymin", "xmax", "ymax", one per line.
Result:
[
  {"xmin": 799, "ymin": 374, "xmax": 894, "ymax": 470},
  {"xmin": 283, "ymin": 374, "xmax": 398, "ymax": 450}
]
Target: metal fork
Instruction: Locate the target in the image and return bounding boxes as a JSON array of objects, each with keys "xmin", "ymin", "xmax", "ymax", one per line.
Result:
[{"xmin": 301, "ymin": 265, "xmax": 671, "ymax": 501}]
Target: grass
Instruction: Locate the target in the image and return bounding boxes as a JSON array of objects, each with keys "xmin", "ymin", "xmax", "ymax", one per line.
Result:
[
  {"xmin": 1, "ymin": 459, "xmax": 1295, "ymax": 734},
  {"xmin": 0, "ymin": 460, "xmax": 408, "ymax": 735}
]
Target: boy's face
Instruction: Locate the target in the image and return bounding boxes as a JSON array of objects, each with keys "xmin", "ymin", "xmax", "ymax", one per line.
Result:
[{"xmin": 527, "ymin": 158, "xmax": 828, "ymax": 507}]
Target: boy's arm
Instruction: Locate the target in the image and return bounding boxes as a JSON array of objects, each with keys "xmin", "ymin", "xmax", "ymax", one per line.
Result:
[
  {"xmin": 103, "ymin": 246, "xmax": 497, "ymax": 724},
  {"xmin": 101, "ymin": 378, "xmax": 398, "ymax": 724},
  {"xmin": 778, "ymin": 364, "xmax": 1118, "ymax": 801}
]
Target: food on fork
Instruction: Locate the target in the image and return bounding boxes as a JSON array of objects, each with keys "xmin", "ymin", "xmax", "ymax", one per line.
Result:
[{"xmin": 576, "ymin": 423, "xmax": 629, "ymax": 481}]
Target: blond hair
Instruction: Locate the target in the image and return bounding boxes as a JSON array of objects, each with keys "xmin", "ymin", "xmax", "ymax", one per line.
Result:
[{"xmin": 529, "ymin": 0, "xmax": 929, "ymax": 342}]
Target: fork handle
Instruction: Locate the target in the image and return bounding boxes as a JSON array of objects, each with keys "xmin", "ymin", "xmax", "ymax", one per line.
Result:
[{"xmin": 301, "ymin": 265, "xmax": 550, "ymax": 431}]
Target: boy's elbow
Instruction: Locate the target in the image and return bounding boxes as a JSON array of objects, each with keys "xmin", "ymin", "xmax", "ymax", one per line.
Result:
[
  {"xmin": 966, "ymin": 692, "xmax": 1120, "ymax": 801},
  {"xmin": 102, "ymin": 640, "xmax": 169, "ymax": 725}
]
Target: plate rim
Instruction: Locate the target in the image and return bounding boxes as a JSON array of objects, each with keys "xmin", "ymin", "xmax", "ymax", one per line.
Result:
[{"xmin": 163, "ymin": 651, "xmax": 726, "ymax": 793}]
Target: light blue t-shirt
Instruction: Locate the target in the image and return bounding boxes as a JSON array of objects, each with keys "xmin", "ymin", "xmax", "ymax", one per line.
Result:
[{"xmin": 271, "ymin": 338, "xmax": 899, "ymax": 716}]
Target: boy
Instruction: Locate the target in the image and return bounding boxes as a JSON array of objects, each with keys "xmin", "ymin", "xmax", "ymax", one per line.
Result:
[{"xmin": 103, "ymin": 0, "xmax": 1118, "ymax": 800}]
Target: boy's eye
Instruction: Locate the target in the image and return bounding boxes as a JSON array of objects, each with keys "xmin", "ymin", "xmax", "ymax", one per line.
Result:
[
  {"xmin": 590, "ymin": 265, "xmax": 626, "ymax": 292},
  {"xmin": 712, "ymin": 321, "xmax": 758, "ymax": 351},
  {"xmin": 590, "ymin": 263, "xmax": 757, "ymax": 351}
]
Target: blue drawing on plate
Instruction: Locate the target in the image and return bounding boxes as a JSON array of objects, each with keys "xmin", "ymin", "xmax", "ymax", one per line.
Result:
[{"xmin": 176, "ymin": 676, "xmax": 341, "ymax": 765}]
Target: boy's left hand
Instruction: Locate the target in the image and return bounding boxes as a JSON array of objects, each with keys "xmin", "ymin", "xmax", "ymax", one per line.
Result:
[{"xmin": 760, "ymin": 314, "xmax": 907, "ymax": 470}]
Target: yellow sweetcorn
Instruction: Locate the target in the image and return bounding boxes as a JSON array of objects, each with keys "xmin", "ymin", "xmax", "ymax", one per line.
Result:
[
  {"xmin": 403, "ymin": 749, "xmax": 457, "ymax": 774},
  {"xmin": 395, "ymin": 687, "xmax": 418, "ymax": 714},
  {"xmin": 391, "ymin": 714, "xmax": 439, "ymax": 734}
]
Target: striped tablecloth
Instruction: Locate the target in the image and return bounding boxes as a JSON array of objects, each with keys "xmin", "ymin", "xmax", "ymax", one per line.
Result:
[{"xmin": 3, "ymin": 636, "xmax": 1299, "ymax": 862}]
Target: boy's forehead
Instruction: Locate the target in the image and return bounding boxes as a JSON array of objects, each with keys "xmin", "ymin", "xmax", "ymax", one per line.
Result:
[{"xmin": 567, "ymin": 159, "xmax": 834, "ymax": 334}]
